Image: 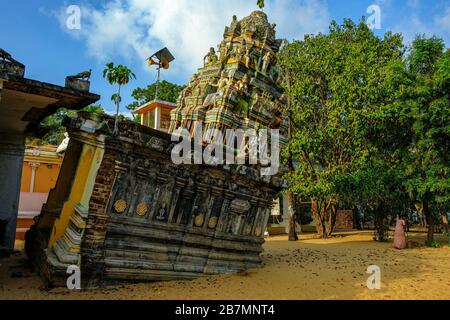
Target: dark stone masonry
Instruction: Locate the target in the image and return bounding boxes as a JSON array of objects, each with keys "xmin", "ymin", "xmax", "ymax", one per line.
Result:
[
  {"xmin": 26, "ymin": 11, "xmax": 288, "ymax": 287},
  {"xmin": 26, "ymin": 112, "xmax": 285, "ymax": 287}
]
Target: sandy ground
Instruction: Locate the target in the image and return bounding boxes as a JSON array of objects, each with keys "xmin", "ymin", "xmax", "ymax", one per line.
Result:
[{"xmin": 0, "ymin": 231, "xmax": 449, "ymax": 300}]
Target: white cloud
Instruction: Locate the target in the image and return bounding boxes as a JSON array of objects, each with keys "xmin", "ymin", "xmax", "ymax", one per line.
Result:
[
  {"xmin": 265, "ymin": 0, "xmax": 330, "ymax": 40},
  {"xmin": 55, "ymin": 0, "xmax": 329, "ymax": 81},
  {"xmin": 435, "ymin": 6, "xmax": 450, "ymax": 34},
  {"xmin": 392, "ymin": 11, "xmax": 450, "ymax": 46}
]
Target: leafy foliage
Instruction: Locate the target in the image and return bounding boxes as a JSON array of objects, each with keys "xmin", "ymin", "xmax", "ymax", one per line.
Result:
[
  {"xmin": 278, "ymin": 19, "xmax": 406, "ymax": 238},
  {"xmin": 426, "ymin": 240, "xmax": 440, "ymax": 248},
  {"xmin": 401, "ymin": 36, "xmax": 450, "ymax": 243},
  {"xmin": 102, "ymin": 62, "xmax": 136, "ymax": 134},
  {"xmin": 257, "ymin": 0, "xmax": 265, "ymax": 9},
  {"xmin": 127, "ymin": 80, "xmax": 185, "ymax": 112},
  {"xmin": 28, "ymin": 105, "xmax": 105, "ymax": 146}
]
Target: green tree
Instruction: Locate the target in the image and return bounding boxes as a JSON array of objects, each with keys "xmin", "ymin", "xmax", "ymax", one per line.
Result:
[
  {"xmin": 103, "ymin": 62, "xmax": 136, "ymax": 135},
  {"xmin": 83, "ymin": 105, "xmax": 105, "ymax": 114},
  {"xmin": 28, "ymin": 105, "xmax": 105, "ymax": 146},
  {"xmin": 278, "ymin": 19, "xmax": 405, "ymax": 238},
  {"xmin": 257, "ymin": 0, "xmax": 265, "ymax": 9},
  {"xmin": 127, "ymin": 80, "xmax": 185, "ymax": 113},
  {"xmin": 335, "ymin": 54, "xmax": 414, "ymax": 241},
  {"xmin": 338, "ymin": 158, "xmax": 410, "ymax": 241},
  {"xmin": 402, "ymin": 36, "xmax": 450, "ymax": 246}
]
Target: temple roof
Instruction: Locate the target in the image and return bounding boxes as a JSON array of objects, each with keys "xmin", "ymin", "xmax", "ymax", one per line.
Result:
[
  {"xmin": 134, "ymin": 99, "xmax": 177, "ymax": 115},
  {"xmin": 169, "ymin": 11, "xmax": 288, "ymax": 144},
  {"xmin": 0, "ymin": 72, "xmax": 100, "ymax": 138}
]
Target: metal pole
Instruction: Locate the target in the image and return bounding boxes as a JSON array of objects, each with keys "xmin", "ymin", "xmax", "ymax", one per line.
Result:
[{"xmin": 155, "ymin": 62, "xmax": 161, "ymax": 100}]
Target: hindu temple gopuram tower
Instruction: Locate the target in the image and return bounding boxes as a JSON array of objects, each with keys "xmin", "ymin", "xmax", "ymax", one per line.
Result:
[
  {"xmin": 169, "ymin": 11, "xmax": 288, "ymax": 147},
  {"xmin": 25, "ymin": 11, "xmax": 288, "ymax": 288}
]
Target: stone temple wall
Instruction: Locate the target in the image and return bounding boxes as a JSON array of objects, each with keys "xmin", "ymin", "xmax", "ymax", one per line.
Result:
[
  {"xmin": 26, "ymin": 10, "xmax": 289, "ymax": 288},
  {"xmin": 84, "ymin": 121, "xmax": 282, "ymax": 286},
  {"xmin": 26, "ymin": 113, "xmax": 285, "ymax": 287}
]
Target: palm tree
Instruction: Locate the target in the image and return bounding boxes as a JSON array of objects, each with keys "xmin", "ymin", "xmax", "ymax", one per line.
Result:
[
  {"xmin": 257, "ymin": 0, "xmax": 265, "ymax": 9},
  {"xmin": 103, "ymin": 62, "xmax": 136, "ymax": 135}
]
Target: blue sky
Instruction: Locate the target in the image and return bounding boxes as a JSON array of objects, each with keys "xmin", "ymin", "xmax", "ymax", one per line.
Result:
[{"xmin": 1, "ymin": 0, "xmax": 449, "ymax": 115}]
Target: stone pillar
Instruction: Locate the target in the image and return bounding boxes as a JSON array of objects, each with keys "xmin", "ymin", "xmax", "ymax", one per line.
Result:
[
  {"xmin": 29, "ymin": 162, "xmax": 40, "ymax": 193},
  {"xmin": 155, "ymin": 107, "xmax": 161, "ymax": 130},
  {"xmin": 0, "ymin": 133, "xmax": 25, "ymax": 253}
]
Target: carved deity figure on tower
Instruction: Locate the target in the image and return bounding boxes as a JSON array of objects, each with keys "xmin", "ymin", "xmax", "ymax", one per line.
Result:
[
  {"xmin": 170, "ymin": 11, "xmax": 288, "ymax": 146},
  {"xmin": 237, "ymin": 39, "xmax": 247, "ymax": 61},
  {"xmin": 218, "ymin": 42, "xmax": 228, "ymax": 62},
  {"xmin": 178, "ymin": 74, "xmax": 199, "ymax": 107},
  {"xmin": 236, "ymin": 73, "xmax": 250, "ymax": 96},
  {"xmin": 229, "ymin": 15, "xmax": 240, "ymax": 34},
  {"xmin": 204, "ymin": 47, "xmax": 218, "ymax": 66},
  {"xmin": 217, "ymin": 70, "xmax": 230, "ymax": 93},
  {"xmin": 261, "ymin": 51, "xmax": 272, "ymax": 74}
]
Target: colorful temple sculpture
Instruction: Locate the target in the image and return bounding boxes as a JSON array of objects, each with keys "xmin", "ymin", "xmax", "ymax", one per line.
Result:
[
  {"xmin": 169, "ymin": 11, "xmax": 288, "ymax": 147},
  {"xmin": 25, "ymin": 11, "xmax": 288, "ymax": 287}
]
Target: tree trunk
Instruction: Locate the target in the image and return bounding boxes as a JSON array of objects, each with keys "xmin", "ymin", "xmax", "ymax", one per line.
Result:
[
  {"xmin": 285, "ymin": 98, "xmax": 298, "ymax": 242},
  {"xmin": 441, "ymin": 207, "xmax": 448, "ymax": 235},
  {"xmin": 353, "ymin": 207, "xmax": 362, "ymax": 230},
  {"xmin": 374, "ymin": 203, "xmax": 388, "ymax": 242},
  {"xmin": 311, "ymin": 201, "xmax": 324, "ymax": 238},
  {"xmin": 311, "ymin": 200, "xmax": 336, "ymax": 238},
  {"xmin": 325, "ymin": 203, "xmax": 337, "ymax": 237},
  {"xmin": 287, "ymin": 192, "xmax": 298, "ymax": 241},
  {"xmin": 423, "ymin": 200, "xmax": 434, "ymax": 245},
  {"xmin": 113, "ymin": 84, "xmax": 122, "ymax": 136}
]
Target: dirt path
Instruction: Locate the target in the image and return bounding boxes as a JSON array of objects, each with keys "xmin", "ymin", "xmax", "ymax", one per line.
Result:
[{"xmin": 1, "ymin": 232, "xmax": 449, "ymax": 300}]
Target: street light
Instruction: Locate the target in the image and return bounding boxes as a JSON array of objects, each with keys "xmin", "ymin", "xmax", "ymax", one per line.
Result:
[{"xmin": 146, "ymin": 47, "xmax": 175, "ymax": 100}]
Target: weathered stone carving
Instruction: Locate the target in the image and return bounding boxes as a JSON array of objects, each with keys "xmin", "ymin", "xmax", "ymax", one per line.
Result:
[
  {"xmin": 65, "ymin": 69, "xmax": 92, "ymax": 92},
  {"xmin": 169, "ymin": 11, "xmax": 288, "ymax": 148},
  {"xmin": 25, "ymin": 112, "xmax": 284, "ymax": 287},
  {"xmin": 204, "ymin": 47, "xmax": 218, "ymax": 66},
  {"xmin": 0, "ymin": 48, "xmax": 25, "ymax": 77},
  {"xmin": 26, "ymin": 11, "xmax": 288, "ymax": 288}
]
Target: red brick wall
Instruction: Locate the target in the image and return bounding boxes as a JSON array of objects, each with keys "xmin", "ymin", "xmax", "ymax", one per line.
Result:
[
  {"xmin": 80, "ymin": 146, "xmax": 116, "ymax": 287},
  {"xmin": 335, "ymin": 210, "xmax": 353, "ymax": 230}
]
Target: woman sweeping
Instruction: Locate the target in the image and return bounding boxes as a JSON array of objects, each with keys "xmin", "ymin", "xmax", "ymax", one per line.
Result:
[{"xmin": 393, "ymin": 216, "xmax": 407, "ymax": 249}]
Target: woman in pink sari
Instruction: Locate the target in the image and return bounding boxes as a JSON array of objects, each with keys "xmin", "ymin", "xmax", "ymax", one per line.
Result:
[{"xmin": 393, "ymin": 216, "xmax": 407, "ymax": 249}]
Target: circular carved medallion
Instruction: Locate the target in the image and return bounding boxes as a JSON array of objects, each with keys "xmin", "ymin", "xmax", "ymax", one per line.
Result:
[
  {"xmin": 136, "ymin": 203, "xmax": 148, "ymax": 216},
  {"xmin": 195, "ymin": 215, "xmax": 205, "ymax": 227},
  {"xmin": 208, "ymin": 216, "xmax": 218, "ymax": 229},
  {"xmin": 114, "ymin": 199, "xmax": 127, "ymax": 214},
  {"xmin": 208, "ymin": 217, "xmax": 217, "ymax": 229}
]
